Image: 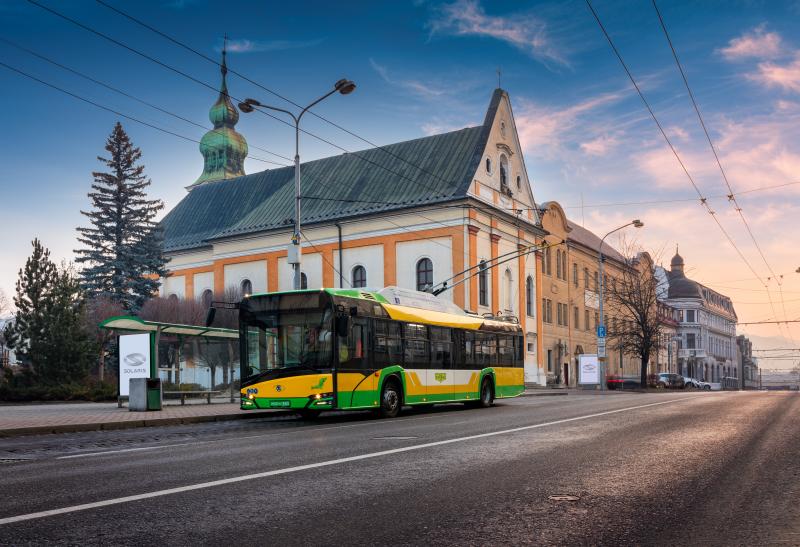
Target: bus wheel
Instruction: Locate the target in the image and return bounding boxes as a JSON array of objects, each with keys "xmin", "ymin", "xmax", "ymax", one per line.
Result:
[
  {"xmin": 299, "ymin": 409, "xmax": 321, "ymax": 420},
  {"xmin": 478, "ymin": 378, "xmax": 494, "ymax": 408},
  {"xmin": 379, "ymin": 379, "xmax": 402, "ymax": 419}
]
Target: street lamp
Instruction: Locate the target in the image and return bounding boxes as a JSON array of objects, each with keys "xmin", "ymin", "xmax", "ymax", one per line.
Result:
[
  {"xmin": 238, "ymin": 79, "xmax": 356, "ymax": 290},
  {"xmin": 598, "ymin": 219, "xmax": 643, "ymax": 390}
]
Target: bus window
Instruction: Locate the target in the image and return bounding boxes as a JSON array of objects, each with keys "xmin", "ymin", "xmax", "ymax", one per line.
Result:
[
  {"xmin": 474, "ymin": 333, "xmax": 496, "ymax": 368},
  {"xmin": 339, "ymin": 319, "xmax": 369, "ymax": 370},
  {"xmin": 497, "ymin": 335, "xmax": 514, "ymax": 367},
  {"xmin": 374, "ymin": 320, "xmax": 402, "ymax": 368},
  {"xmin": 430, "ymin": 327, "xmax": 453, "ymax": 369},
  {"xmin": 403, "ymin": 323, "xmax": 429, "ymax": 368}
]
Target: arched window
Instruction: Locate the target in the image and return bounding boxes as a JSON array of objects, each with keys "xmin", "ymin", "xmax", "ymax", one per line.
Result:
[
  {"xmin": 504, "ymin": 269, "xmax": 513, "ymax": 311},
  {"xmin": 351, "ymin": 265, "xmax": 367, "ymax": 288},
  {"xmin": 478, "ymin": 260, "xmax": 488, "ymax": 306},
  {"xmin": 516, "ymin": 175, "xmax": 521, "ymax": 189},
  {"xmin": 240, "ymin": 279, "xmax": 252, "ymax": 296},
  {"xmin": 561, "ymin": 251, "xmax": 567, "ymax": 280},
  {"xmin": 572, "ymin": 263, "xmax": 578, "ymax": 286},
  {"xmin": 416, "ymin": 258, "xmax": 433, "ymax": 292},
  {"xmin": 201, "ymin": 289, "xmax": 213, "ymax": 308},
  {"xmin": 526, "ymin": 276, "xmax": 534, "ymax": 316},
  {"xmin": 485, "ymin": 157, "xmax": 492, "ymax": 174},
  {"xmin": 168, "ymin": 294, "xmax": 178, "ymax": 302},
  {"xmin": 300, "ymin": 272, "xmax": 308, "ymax": 290}
]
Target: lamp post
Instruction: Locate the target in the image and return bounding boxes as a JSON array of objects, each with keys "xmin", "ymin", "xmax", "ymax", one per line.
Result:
[
  {"xmin": 238, "ymin": 79, "xmax": 356, "ymax": 290},
  {"xmin": 598, "ymin": 219, "xmax": 643, "ymax": 390}
]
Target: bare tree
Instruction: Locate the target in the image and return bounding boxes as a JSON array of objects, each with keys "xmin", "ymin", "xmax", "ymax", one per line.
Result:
[
  {"xmin": 605, "ymin": 248, "xmax": 663, "ymax": 388},
  {"xmin": 84, "ymin": 296, "xmax": 125, "ymax": 382}
]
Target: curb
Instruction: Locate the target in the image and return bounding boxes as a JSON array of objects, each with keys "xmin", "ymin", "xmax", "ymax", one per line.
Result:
[
  {"xmin": 0, "ymin": 410, "xmax": 288, "ymax": 439},
  {"xmin": 520, "ymin": 390, "xmax": 569, "ymax": 397}
]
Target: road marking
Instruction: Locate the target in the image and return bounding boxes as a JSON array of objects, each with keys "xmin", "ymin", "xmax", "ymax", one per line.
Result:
[
  {"xmin": 51, "ymin": 409, "xmax": 469, "ymax": 460},
  {"xmin": 0, "ymin": 396, "xmax": 696, "ymax": 526}
]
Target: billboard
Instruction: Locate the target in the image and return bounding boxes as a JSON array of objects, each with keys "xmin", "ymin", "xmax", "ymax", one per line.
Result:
[
  {"xmin": 119, "ymin": 333, "xmax": 151, "ymax": 396},
  {"xmin": 579, "ymin": 354, "xmax": 600, "ymax": 385}
]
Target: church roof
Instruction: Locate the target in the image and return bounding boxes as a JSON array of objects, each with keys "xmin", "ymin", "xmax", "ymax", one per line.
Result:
[{"xmin": 162, "ymin": 89, "xmax": 508, "ymax": 252}]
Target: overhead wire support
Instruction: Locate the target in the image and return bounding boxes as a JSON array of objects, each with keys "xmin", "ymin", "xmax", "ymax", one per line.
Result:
[
  {"xmin": 651, "ymin": 0, "xmax": 792, "ymax": 343},
  {"xmin": 584, "ymin": 0, "xmax": 787, "ymax": 342}
]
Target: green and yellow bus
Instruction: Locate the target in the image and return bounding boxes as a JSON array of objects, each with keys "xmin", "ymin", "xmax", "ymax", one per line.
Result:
[{"xmin": 238, "ymin": 286, "xmax": 524, "ymax": 418}]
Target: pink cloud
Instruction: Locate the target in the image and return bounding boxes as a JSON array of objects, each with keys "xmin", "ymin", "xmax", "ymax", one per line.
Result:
[
  {"xmin": 749, "ymin": 53, "xmax": 800, "ymax": 93},
  {"xmin": 718, "ymin": 25, "xmax": 784, "ymax": 61},
  {"xmin": 429, "ymin": 0, "xmax": 568, "ymax": 67},
  {"xmin": 580, "ymin": 134, "xmax": 619, "ymax": 156}
]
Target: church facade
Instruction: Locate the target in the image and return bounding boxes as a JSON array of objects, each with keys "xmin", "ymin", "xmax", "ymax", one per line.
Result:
[{"xmin": 159, "ymin": 58, "xmax": 549, "ymax": 384}]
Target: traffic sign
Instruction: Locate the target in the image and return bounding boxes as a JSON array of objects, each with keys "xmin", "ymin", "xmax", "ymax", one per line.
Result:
[
  {"xmin": 597, "ymin": 336, "xmax": 606, "ymax": 358},
  {"xmin": 597, "ymin": 325, "xmax": 606, "ymax": 338}
]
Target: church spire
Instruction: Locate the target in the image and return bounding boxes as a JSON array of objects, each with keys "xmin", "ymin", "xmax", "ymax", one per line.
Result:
[{"xmin": 190, "ymin": 35, "xmax": 248, "ymax": 189}]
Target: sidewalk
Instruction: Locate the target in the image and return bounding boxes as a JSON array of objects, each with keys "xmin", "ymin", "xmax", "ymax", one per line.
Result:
[
  {"xmin": 0, "ymin": 387, "xmax": 566, "ymax": 438},
  {"xmin": 0, "ymin": 401, "xmax": 272, "ymax": 438}
]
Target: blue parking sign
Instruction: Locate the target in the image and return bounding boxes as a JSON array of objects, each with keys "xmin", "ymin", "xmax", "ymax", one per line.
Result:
[{"xmin": 597, "ymin": 325, "xmax": 606, "ymax": 338}]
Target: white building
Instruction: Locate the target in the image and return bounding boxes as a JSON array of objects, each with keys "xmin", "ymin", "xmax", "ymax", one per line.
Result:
[{"xmin": 656, "ymin": 250, "xmax": 737, "ymax": 382}]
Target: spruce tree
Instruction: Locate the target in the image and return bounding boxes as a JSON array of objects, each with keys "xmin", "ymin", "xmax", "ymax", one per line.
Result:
[
  {"xmin": 76, "ymin": 122, "xmax": 166, "ymax": 311},
  {"xmin": 6, "ymin": 238, "xmax": 57, "ymax": 375}
]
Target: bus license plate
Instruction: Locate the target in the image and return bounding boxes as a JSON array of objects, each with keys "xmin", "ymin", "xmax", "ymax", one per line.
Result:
[{"xmin": 269, "ymin": 400, "xmax": 291, "ymax": 408}]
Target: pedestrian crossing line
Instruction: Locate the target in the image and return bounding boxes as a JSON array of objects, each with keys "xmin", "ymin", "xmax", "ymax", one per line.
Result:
[{"xmin": 0, "ymin": 396, "xmax": 698, "ymax": 526}]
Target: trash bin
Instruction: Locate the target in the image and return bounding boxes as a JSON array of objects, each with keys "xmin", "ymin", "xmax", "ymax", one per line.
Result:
[
  {"xmin": 129, "ymin": 377, "xmax": 162, "ymax": 411},
  {"xmin": 146, "ymin": 378, "xmax": 162, "ymax": 411}
]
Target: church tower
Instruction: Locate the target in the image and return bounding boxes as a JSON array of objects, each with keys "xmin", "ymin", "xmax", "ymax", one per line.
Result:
[{"xmin": 190, "ymin": 41, "xmax": 248, "ymax": 189}]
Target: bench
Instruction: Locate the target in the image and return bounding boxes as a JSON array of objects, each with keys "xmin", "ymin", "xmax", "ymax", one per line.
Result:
[{"xmin": 163, "ymin": 390, "xmax": 222, "ymax": 405}]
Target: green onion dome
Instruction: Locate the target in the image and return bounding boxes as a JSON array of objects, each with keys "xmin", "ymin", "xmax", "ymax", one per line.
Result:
[{"xmin": 191, "ymin": 47, "xmax": 248, "ymax": 188}]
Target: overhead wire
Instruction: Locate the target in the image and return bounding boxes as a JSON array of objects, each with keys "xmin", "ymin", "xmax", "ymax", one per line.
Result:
[
  {"xmin": 585, "ymin": 0, "xmax": 787, "ymax": 341},
  {"xmin": 92, "ymin": 0, "xmax": 543, "ymax": 216},
  {"xmin": 0, "ymin": 59, "xmax": 288, "ymax": 167},
  {"xmin": 0, "ymin": 37, "xmax": 292, "ymax": 163},
  {"xmin": 651, "ymin": 0, "xmax": 793, "ymax": 344}
]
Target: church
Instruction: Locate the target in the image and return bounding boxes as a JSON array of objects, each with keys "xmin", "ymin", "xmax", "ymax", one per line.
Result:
[{"xmin": 159, "ymin": 52, "xmax": 549, "ymax": 385}]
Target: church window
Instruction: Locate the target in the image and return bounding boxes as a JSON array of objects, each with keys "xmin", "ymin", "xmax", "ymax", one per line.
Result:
[
  {"xmin": 504, "ymin": 269, "xmax": 513, "ymax": 311},
  {"xmin": 416, "ymin": 258, "xmax": 433, "ymax": 292},
  {"xmin": 485, "ymin": 157, "xmax": 492, "ymax": 175},
  {"xmin": 499, "ymin": 155, "xmax": 509, "ymax": 192},
  {"xmin": 201, "ymin": 289, "xmax": 213, "ymax": 308},
  {"xmin": 300, "ymin": 273, "xmax": 308, "ymax": 290},
  {"xmin": 352, "ymin": 265, "xmax": 367, "ymax": 288},
  {"xmin": 526, "ymin": 276, "xmax": 534, "ymax": 316},
  {"xmin": 516, "ymin": 175, "xmax": 521, "ymax": 189},
  {"xmin": 240, "ymin": 279, "xmax": 252, "ymax": 296}
]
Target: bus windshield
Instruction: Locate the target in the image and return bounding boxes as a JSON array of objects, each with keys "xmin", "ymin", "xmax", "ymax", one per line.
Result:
[{"xmin": 243, "ymin": 308, "xmax": 333, "ymax": 379}]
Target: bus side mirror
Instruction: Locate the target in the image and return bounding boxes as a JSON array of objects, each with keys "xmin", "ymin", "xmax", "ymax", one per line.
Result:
[
  {"xmin": 205, "ymin": 307, "xmax": 216, "ymax": 328},
  {"xmin": 336, "ymin": 315, "xmax": 349, "ymax": 335}
]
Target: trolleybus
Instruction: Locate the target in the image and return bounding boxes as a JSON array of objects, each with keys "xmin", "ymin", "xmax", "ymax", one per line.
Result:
[{"xmin": 238, "ymin": 286, "xmax": 525, "ymax": 418}]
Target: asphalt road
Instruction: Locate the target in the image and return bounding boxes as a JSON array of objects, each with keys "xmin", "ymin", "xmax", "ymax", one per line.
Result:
[{"xmin": 0, "ymin": 391, "xmax": 798, "ymax": 546}]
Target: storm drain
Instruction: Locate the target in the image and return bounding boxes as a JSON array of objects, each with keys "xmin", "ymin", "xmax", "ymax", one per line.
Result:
[
  {"xmin": 548, "ymin": 495, "xmax": 580, "ymax": 502},
  {"xmin": 371, "ymin": 436, "xmax": 419, "ymax": 440}
]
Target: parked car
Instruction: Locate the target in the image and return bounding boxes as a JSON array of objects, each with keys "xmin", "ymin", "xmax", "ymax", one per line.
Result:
[
  {"xmin": 607, "ymin": 375, "xmax": 641, "ymax": 390},
  {"xmin": 697, "ymin": 380, "xmax": 712, "ymax": 391},
  {"xmin": 684, "ymin": 377, "xmax": 701, "ymax": 389},
  {"xmin": 656, "ymin": 373, "xmax": 685, "ymax": 389}
]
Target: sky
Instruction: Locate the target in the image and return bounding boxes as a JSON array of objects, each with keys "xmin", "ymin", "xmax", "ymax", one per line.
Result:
[{"xmin": 1, "ymin": 0, "xmax": 799, "ymax": 368}]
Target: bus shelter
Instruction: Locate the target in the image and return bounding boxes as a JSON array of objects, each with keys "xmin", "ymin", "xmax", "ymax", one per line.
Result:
[{"xmin": 100, "ymin": 316, "xmax": 240, "ymax": 406}]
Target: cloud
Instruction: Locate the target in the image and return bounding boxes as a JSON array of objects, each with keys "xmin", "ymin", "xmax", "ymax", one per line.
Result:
[
  {"xmin": 219, "ymin": 37, "xmax": 324, "ymax": 54},
  {"xmin": 428, "ymin": 0, "xmax": 568, "ymax": 67},
  {"xmin": 369, "ymin": 58, "xmax": 448, "ymax": 99},
  {"xmin": 749, "ymin": 53, "xmax": 800, "ymax": 93},
  {"xmin": 579, "ymin": 134, "xmax": 619, "ymax": 156},
  {"xmin": 513, "ymin": 91, "xmax": 625, "ymax": 158},
  {"xmin": 718, "ymin": 25, "xmax": 783, "ymax": 61}
]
